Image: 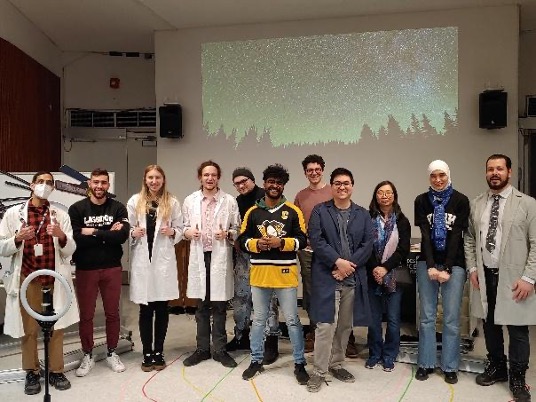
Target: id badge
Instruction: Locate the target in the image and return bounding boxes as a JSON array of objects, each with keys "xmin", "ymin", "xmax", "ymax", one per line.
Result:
[{"xmin": 34, "ymin": 244, "xmax": 43, "ymax": 257}]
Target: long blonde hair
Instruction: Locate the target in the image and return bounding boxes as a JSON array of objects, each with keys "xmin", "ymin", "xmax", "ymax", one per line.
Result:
[{"xmin": 135, "ymin": 165, "xmax": 174, "ymax": 222}]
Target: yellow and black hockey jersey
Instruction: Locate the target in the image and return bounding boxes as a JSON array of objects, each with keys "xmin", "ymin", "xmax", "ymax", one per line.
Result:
[{"xmin": 237, "ymin": 196, "xmax": 307, "ymax": 288}]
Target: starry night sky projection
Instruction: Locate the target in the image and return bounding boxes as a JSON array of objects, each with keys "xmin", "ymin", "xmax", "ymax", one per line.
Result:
[{"xmin": 202, "ymin": 27, "xmax": 457, "ymax": 147}]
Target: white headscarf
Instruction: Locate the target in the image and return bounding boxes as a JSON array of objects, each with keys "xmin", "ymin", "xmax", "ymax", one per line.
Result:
[{"xmin": 427, "ymin": 160, "xmax": 451, "ymax": 188}]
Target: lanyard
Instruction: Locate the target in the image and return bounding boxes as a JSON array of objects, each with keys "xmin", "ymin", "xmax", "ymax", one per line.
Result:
[{"xmin": 19, "ymin": 202, "xmax": 49, "ymax": 239}]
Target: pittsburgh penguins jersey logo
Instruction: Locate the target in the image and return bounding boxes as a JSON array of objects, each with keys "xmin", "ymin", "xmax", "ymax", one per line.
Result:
[{"xmin": 257, "ymin": 220, "xmax": 286, "ymax": 238}]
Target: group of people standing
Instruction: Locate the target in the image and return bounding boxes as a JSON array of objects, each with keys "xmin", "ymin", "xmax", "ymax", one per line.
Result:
[
  {"xmin": 0, "ymin": 168, "xmax": 130, "ymax": 395},
  {"xmin": 0, "ymin": 153, "xmax": 534, "ymax": 402}
]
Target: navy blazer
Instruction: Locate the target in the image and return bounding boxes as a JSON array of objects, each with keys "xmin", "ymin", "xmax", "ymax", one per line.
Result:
[{"xmin": 308, "ymin": 199, "xmax": 374, "ymax": 326}]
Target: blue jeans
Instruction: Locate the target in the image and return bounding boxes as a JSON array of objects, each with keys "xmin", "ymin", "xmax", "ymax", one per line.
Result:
[
  {"xmin": 233, "ymin": 250, "xmax": 280, "ymax": 339},
  {"xmin": 250, "ymin": 286, "xmax": 305, "ymax": 364},
  {"xmin": 367, "ymin": 283, "xmax": 403, "ymax": 365},
  {"xmin": 416, "ymin": 261, "xmax": 465, "ymax": 372}
]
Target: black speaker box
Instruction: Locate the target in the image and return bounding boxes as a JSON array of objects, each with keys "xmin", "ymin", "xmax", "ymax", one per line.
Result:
[
  {"xmin": 159, "ymin": 104, "xmax": 182, "ymax": 138},
  {"xmin": 479, "ymin": 90, "xmax": 507, "ymax": 129}
]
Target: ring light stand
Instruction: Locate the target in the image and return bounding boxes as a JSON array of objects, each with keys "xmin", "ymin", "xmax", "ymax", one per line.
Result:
[{"xmin": 20, "ymin": 270, "xmax": 73, "ymax": 402}]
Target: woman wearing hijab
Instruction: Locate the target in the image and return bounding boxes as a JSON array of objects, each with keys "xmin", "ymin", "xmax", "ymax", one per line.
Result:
[
  {"xmin": 365, "ymin": 181, "xmax": 411, "ymax": 372},
  {"xmin": 414, "ymin": 160, "xmax": 469, "ymax": 384},
  {"xmin": 128, "ymin": 165, "xmax": 184, "ymax": 371}
]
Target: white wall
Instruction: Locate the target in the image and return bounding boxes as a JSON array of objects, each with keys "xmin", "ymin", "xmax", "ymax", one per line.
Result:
[
  {"xmin": 155, "ymin": 6, "xmax": 519, "ymax": 233},
  {"xmin": 0, "ymin": 0, "xmax": 61, "ymax": 75},
  {"xmin": 63, "ymin": 52, "xmax": 155, "ymax": 109}
]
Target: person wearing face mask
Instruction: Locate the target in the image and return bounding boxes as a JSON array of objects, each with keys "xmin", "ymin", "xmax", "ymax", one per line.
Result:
[
  {"xmin": 127, "ymin": 165, "xmax": 184, "ymax": 371},
  {"xmin": 0, "ymin": 171, "xmax": 78, "ymax": 395},
  {"xmin": 413, "ymin": 160, "xmax": 469, "ymax": 384}
]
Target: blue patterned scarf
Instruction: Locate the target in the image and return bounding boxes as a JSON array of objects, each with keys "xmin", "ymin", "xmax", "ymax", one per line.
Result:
[
  {"xmin": 427, "ymin": 184, "xmax": 453, "ymax": 251},
  {"xmin": 373, "ymin": 213, "xmax": 397, "ymax": 294}
]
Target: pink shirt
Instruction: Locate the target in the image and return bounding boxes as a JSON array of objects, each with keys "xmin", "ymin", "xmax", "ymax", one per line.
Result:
[
  {"xmin": 294, "ymin": 184, "xmax": 333, "ymax": 226},
  {"xmin": 201, "ymin": 192, "xmax": 219, "ymax": 252}
]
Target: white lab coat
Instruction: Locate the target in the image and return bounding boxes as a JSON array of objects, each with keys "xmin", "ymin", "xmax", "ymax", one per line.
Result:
[
  {"xmin": 182, "ymin": 190, "xmax": 239, "ymax": 301},
  {"xmin": 127, "ymin": 194, "xmax": 184, "ymax": 304},
  {"xmin": 0, "ymin": 201, "xmax": 79, "ymax": 338}
]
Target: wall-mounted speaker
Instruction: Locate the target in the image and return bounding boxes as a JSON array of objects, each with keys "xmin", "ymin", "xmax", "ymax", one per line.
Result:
[
  {"xmin": 159, "ymin": 104, "xmax": 182, "ymax": 138},
  {"xmin": 479, "ymin": 90, "xmax": 507, "ymax": 129}
]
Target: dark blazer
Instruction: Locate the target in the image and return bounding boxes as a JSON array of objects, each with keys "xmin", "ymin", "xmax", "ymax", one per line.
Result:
[{"xmin": 308, "ymin": 199, "xmax": 373, "ymax": 326}]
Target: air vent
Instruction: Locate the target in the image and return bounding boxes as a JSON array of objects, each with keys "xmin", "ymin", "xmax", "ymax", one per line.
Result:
[{"xmin": 68, "ymin": 109, "xmax": 156, "ymax": 128}]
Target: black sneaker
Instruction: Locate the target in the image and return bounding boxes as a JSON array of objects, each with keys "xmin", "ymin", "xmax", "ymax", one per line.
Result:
[
  {"xmin": 141, "ymin": 353, "xmax": 154, "ymax": 372},
  {"xmin": 294, "ymin": 363, "xmax": 310, "ymax": 385},
  {"xmin": 262, "ymin": 335, "xmax": 279, "ymax": 365},
  {"xmin": 24, "ymin": 371, "xmax": 41, "ymax": 395},
  {"xmin": 226, "ymin": 334, "xmax": 250, "ymax": 352},
  {"xmin": 213, "ymin": 350, "xmax": 237, "ymax": 368},
  {"xmin": 183, "ymin": 349, "xmax": 211, "ymax": 367},
  {"xmin": 242, "ymin": 361, "xmax": 264, "ymax": 380},
  {"xmin": 444, "ymin": 371, "xmax": 458, "ymax": 384},
  {"xmin": 415, "ymin": 367, "xmax": 434, "ymax": 381},
  {"xmin": 511, "ymin": 384, "xmax": 531, "ymax": 402},
  {"xmin": 48, "ymin": 372, "xmax": 71, "ymax": 391},
  {"xmin": 510, "ymin": 368, "xmax": 531, "ymax": 402},
  {"xmin": 329, "ymin": 367, "xmax": 355, "ymax": 383},
  {"xmin": 476, "ymin": 357, "xmax": 508, "ymax": 386},
  {"xmin": 153, "ymin": 352, "xmax": 166, "ymax": 371}
]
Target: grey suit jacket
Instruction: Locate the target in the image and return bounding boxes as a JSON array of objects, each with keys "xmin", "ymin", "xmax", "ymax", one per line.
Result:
[{"xmin": 464, "ymin": 187, "xmax": 536, "ymax": 325}]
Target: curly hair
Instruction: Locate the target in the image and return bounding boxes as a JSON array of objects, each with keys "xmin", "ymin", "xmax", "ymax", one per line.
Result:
[
  {"xmin": 262, "ymin": 163, "xmax": 289, "ymax": 184},
  {"xmin": 301, "ymin": 154, "xmax": 325, "ymax": 171}
]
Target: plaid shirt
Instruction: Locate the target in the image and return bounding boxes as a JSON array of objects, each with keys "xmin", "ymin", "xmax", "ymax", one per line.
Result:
[{"xmin": 21, "ymin": 201, "xmax": 56, "ymax": 286}]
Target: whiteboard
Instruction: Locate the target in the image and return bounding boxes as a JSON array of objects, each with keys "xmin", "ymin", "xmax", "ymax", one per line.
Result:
[{"xmin": 0, "ymin": 172, "xmax": 115, "ymax": 279}]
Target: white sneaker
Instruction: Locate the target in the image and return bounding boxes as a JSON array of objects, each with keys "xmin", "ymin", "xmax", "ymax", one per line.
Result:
[
  {"xmin": 76, "ymin": 354, "xmax": 95, "ymax": 377},
  {"xmin": 106, "ymin": 352, "xmax": 126, "ymax": 373}
]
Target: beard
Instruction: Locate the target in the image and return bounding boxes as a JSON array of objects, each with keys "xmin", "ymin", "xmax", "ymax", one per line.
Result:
[
  {"xmin": 90, "ymin": 188, "xmax": 106, "ymax": 199},
  {"xmin": 487, "ymin": 176, "xmax": 509, "ymax": 191},
  {"xmin": 265, "ymin": 187, "xmax": 282, "ymax": 200}
]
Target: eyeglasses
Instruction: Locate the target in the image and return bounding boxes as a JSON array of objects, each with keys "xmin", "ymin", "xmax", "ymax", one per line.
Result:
[
  {"xmin": 266, "ymin": 179, "xmax": 284, "ymax": 186},
  {"xmin": 233, "ymin": 178, "xmax": 250, "ymax": 187},
  {"xmin": 332, "ymin": 181, "xmax": 352, "ymax": 188},
  {"xmin": 306, "ymin": 168, "xmax": 322, "ymax": 174},
  {"xmin": 377, "ymin": 190, "xmax": 394, "ymax": 197}
]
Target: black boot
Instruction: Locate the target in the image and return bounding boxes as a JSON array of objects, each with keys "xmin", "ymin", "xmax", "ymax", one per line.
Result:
[
  {"xmin": 476, "ymin": 354, "xmax": 508, "ymax": 386},
  {"xmin": 226, "ymin": 329, "xmax": 250, "ymax": 352},
  {"xmin": 510, "ymin": 364, "xmax": 531, "ymax": 402},
  {"xmin": 262, "ymin": 335, "xmax": 279, "ymax": 365}
]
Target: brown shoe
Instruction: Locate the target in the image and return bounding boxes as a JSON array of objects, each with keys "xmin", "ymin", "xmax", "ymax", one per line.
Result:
[
  {"xmin": 304, "ymin": 333, "xmax": 315, "ymax": 353},
  {"xmin": 345, "ymin": 335, "xmax": 358, "ymax": 358}
]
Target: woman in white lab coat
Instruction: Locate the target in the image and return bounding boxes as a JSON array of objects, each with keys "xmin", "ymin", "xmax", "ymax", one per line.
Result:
[{"xmin": 127, "ymin": 165, "xmax": 183, "ymax": 372}]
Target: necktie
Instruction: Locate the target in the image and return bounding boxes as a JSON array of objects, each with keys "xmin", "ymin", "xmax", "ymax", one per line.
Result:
[{"xmin": 485, "ymin": 194, "xmax": 501, "ymax": 253}]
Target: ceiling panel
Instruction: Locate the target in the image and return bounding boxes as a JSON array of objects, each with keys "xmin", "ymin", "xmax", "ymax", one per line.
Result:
[{"xmin": 8, "ymin": 0, "xmax": 536, "ymax": 52}]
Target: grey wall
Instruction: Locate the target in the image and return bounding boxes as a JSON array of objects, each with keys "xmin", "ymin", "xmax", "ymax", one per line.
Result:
[{"xmin": 155, "ymin": 6, "xmax": 519, "ymax": 235}]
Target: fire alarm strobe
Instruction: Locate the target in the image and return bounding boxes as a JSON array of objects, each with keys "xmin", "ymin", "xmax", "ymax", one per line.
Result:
[{"xmin": 110, "ymin": 77, "xmax": 120, "ymax": 89}]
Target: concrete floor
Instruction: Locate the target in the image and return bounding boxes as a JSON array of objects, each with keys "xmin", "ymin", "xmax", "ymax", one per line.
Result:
[{"xmin": 0, "ymin": 286, "xmax": 534, "ymax": 402}]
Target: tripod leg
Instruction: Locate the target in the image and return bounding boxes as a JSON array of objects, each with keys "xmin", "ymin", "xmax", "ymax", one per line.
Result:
[{"xmin": 43, "ymin": 328, "xmax": 51, "ymax": 402}]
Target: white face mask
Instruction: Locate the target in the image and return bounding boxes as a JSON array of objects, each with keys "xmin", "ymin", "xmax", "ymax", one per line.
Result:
[{"xmin": 33, "ymin": 183, "xmax": 54, "ymax": 200}]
